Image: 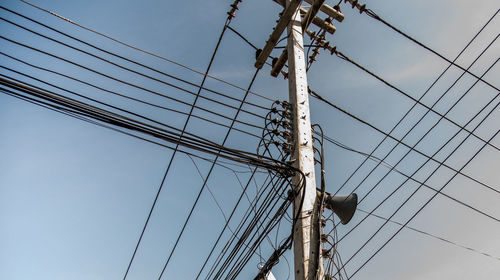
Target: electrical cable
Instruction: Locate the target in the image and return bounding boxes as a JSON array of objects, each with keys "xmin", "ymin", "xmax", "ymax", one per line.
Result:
[
  {"xmin": 343, "ymin": 1, "xmax": 500, "ymax": 92},
  {"xmin": 334, "ymin": 49, "xmax": 500, "ymax": 153},
  {"xmin": 195, "ymin": 101, "xmax": 295, "ymax": 279},
  {"xmin": 205, "ymin": 174, "xmax": 288, "ymax": 279},
  {"xmin": 0, "ymin": 68, "xmax": 268, "ymax": 158},
  {"xmin": 227, "ymin": 25, "xmax": 258, "ymax": 51},
  {"xmin": 0, "ymin": 76, "xmax": 289, "ymax": 178},
  {"xmin": 326, "ymin": 58, "xmax": 500, "ymax": 259},
  {"xmin": 129, "ymin": 12, "xmax": 235, "ymax": 279},
  {"xmin": 315, "ymin": 6, "xmax": 499, "ymax": 219},
  {"xmin": 330, "ymin": 37, "xmax": 500, "ymax": 219},
  {"xmin": 18, "ymin": 0, "xmax": 274, "ymax": 102},
  {"xmin": 0, "ymin": 78, "xmax": 305, "ymax": 280},
  {"xmin": 203, "ymin": 175, "xmax": 282, "ymax": 279},
  {"xmin": 0, "ymin": 37, "xmax": 269, "ymax": 131},
  {"xmin": 308, "ymin": 88, "xmax": 497, "ymax": 193},
  {"xmin": 157, "ymin": 67, "xmax": 262, "ymax": 279},
  {"xmin": 323, "ymin": 42, "xmax": 500, "ymax": 249},
  {"xmin": 1, "ymin": 86, "xmax": 302, "ymax": 280},
  {"xmin": 194, "ymin": 167, "xmax": 269, "ymax": 280},
  {"xmin": 0, "ymin": 87, "xmax": 266, "ymax": 190},
  {"xmin": 356, "ymin": 208, "xmax": 500, "ymax": 262},
  {"xmin": 0, "ymin": 32, "xmax": 268, "ymax": 122},
  {"xmin": 1, "ymin": 4, "xmax": 300, "ymax": 276},
  {"xmin": 320, "ymin": 133, "xmax": 398, "ymax": 170},
  {"xmin": 346, "ymin": 119, "xmax": 500, "ymax": 280},
  {"xmin": 221, "ymin": 181, "xmax": 292, "ymax": 280},
  {"xmin": 0, "ymin": 53, "xmax": 265, "ymax": 139},
  {"xmin": 322, "ymin": 129, "xmax": 500, "ymax": 219},
  {"xmin": 223, "ymin": 110, "xmax": 297, "ymax": 280},
  {"xmin": 205, "ymin": 125, "xmax": 302, "ymax": 279},
  {"xmin": 201, "ymin": 137, "xmax": 293, "ymax": 279},
  {"xmin": 187, "ymin": 155, "xmax": 268, "ymax": 260},
  {"xmin": 331, "ymin": 63, "xmax": 500, "ymax": 278},
  {"xmin": 0, "ymin": 10, "xmax": 270, "ymax": 112}
]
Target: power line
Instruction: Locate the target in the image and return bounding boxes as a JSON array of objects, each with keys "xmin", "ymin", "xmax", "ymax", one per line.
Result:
[
  {"xmin": 320, "ymin": 133, "xmax": 399, "ymax": 170},
  {"xmin": 327, "ymin": 58, "xmax": 500, "ymax": 260},
  {"xmin": 0, "ymin": 54, "xmax": 265, "ymax": 139},
  {"xmin": 124, "ymin": 11, "xmax": 236, "ymax": 278},
  {"xmin": 331, "ymin": 59, "xmax": 500, "ymax": 277},
  {"xmin": 331, "ymin": 36, "xmax": 500, "ymax": 225},
  {"xmin": 356, "ymin": 209, "xmax": 500, "ymax": 262},
  {"xmin": 334, "ymin": 49, "xmax": 500, "ymax": 153},
  {"xmin": 0, "ymin": 85, "xmax": 267, "ymax": 185},
  {"xmin": 194, "ymin": 167, "xmax": 268, "ymax": 280},
  {"xmin": 318, "ymin": 7, "xmax": 499, "ymax": 234},
  {"xmin": 347, "ymin": 120, "xmax": 500, "ymax": 280},
  {"xmin": 0, "ymin": 76, "xmax": 288, "ymax": 175},
  {"xmin": 322, "ymin": 37, "xmax": 500, "ymax": 255},
  {"xmin": 0, "ymin": 30, "xmax": 267, "ymax": 122},
  {"xmin": 18, "ymin": 0, "xmax": 274, "ymax": 102},
  {"xmin": 344, "ymin": 1, "xmax": 500, "ymax": 92},
  {"xmin": 321, "ymin": 132, "xmax": 500, "ymax": 217},
  {"xmin": 324, "ymin": 5, "xmax": 499, "ymax": 200},
  {"xmin": 227, "ymin": 25, "xmax": 259, "ymax": 51},
  {"xmin": 0, "ymin": 8, "xmax": 270, "ymax": 112},
  {"xmin": 212, "ymin": 178, "xmax": 292, "ymax": 280},
  {"xmin": 187, "ymin": 155, "xmax": 269, "ymax": 260},
  {"xmin": 204, "ymin": 176, "xmax": 290, "ymax": 280},
  {"xmin": 197, "ymin": 104, "xmax": 296, "ymax": 280},
  {"xmin": 1, "ymin": 4, "xmax": 298, "ymax": 278},
  {"xmin": 7, "ymin": 1, "xmax": 498, "ymax": 278},
  {"xmin": 2, "ymin": 83, "xmax": 298, "ymax": 278},
  {"xmin": 0, "ymin": 36, "xmax": 268, "ymax": 128},
  {"xmin": 0, "ymin": 78, "xmax": 304, "ymax": 278},
  {"xmin": 308, "ymin": 87, "xmax": 497, "ymax": 193},
  {"xmin": 157, "ymin": 67, "xmax": 260, "ymax": 279}
]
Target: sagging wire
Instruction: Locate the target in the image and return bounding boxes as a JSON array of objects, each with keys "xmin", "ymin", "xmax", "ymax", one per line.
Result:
[
  {"xmin": 312, "ymin": 124, "xmax": 326, "ymax": 280},
  {"xmin": 202, "ymin": 100, "xmax": 308, "ymax": 280},
  {"xmin": 257, "ymin": 100, "xmax": 294, "ymax": 166},
  {"xmin": 341, "ymin": 0, "xmax": 500, "ymax": 93},
  {"xmin": 312, "ymin": 124, "xmax": 348, "ymax": 280},
  {"xmin": 252, "ymin": 100, "xmax": 295, "ymax": 279},
  {"xmin": 18, "ymin": 0, "xmax": 275, "ymax": 102}
]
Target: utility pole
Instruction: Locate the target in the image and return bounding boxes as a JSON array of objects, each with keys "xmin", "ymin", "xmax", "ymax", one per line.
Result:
[
  {"xmin": 254, "ymin": 1, "xmax": 345, "ymax": 279},
  {"xmin": 286, "ymin": 3, "xmax": 322, "ymax": 278}
]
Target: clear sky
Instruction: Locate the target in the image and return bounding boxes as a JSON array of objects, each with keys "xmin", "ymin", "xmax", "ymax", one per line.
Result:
[{"xmin": 1, "ymin": 0, "xmax": 499, "ymax": 279}]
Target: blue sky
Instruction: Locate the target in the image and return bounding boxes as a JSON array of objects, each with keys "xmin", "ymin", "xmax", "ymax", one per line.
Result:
[{"xmin": 1, "ymin": 0, "xmax": 499, "ymax": 279}]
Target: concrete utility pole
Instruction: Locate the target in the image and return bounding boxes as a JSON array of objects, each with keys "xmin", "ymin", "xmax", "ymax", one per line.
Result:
[
  {"xmin": 285, "ymin": 3, "xmax": 321, "ymax": 280},
  {"xmin": 254, "ymin": 1, "xmax": 345, "ymax": 279}
]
